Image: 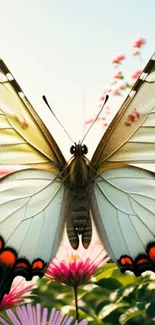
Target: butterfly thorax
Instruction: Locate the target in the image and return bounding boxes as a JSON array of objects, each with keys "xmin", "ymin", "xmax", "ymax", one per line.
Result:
[{"xmin": 69, "ymin": 143, "xmax": 89, "ymax": 186}]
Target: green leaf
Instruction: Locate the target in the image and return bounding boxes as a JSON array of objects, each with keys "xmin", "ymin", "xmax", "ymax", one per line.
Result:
[
  {"xmin": 119, "ymin": 308, "xmax": 144, "ymax": 324},
  {"xmin": 96, "ymin": 300, "xmax": 110, "ymax": 315},
  {"xmin": 96, "ymin": 278, "xmax": 122, "ymax": 291},
  {"xmin": 98, "ymin": 302, "xmax": 128, "ymax": 319},
  {"xmin": 136, "ymin": 302, "xmax": 145, "ymax": 310},
  {"xmin": 146, "ymin": 301, "xmax": 155, "ymax": 318},
  {"xmin": 95, "ymin": 264, "xmax": 118, "ymax": 280}
]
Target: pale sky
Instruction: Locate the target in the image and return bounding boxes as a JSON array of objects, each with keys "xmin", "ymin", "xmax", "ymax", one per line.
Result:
[{"xmin": 0, "ymin": 0, "xmax": 155, "ymax": 158}]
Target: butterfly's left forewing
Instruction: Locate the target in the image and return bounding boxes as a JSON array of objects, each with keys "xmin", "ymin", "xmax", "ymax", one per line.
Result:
[
  {"xmin": 0, "ymin": 59, "xmax": 66, "ymax": 172},
  {"xmin": 91, "ymin": 53, "xmax": 155, "ymax": 275}
]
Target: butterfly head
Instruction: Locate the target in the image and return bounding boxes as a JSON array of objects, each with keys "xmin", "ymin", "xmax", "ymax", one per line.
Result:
[{"xmin": 70, "ymin": 143, "xmax": 88, "ymax": 157}]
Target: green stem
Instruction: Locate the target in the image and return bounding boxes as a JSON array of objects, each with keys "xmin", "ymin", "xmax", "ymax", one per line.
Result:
[{"xmin": 73, "ymin": 285, "xmax": 79, "ymax": 321}]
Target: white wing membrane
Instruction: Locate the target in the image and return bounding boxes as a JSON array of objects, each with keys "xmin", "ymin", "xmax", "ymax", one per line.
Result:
[
  {"xmin": 92, "ymin": 167, "xmax": 155, "ymax": 267},
  {"xmin": 0, "ymin": 169, "xmax": 64, "ymax": 263}
]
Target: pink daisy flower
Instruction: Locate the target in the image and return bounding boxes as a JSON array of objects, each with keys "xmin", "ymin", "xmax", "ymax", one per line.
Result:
[
  {"xmin": 0, "ymin": 303, "xmax": 87, "ymax": 325},
  {"xmin": 46, "ymin": 239, "xmax": 109, "ymax": 287},
  {"xmin": 0, "ymin": 276, "xmax": 36, "ymax": 311},
  {"xmin": 46, "ymin": 236, "xmax": 109, "ymax": 321}
]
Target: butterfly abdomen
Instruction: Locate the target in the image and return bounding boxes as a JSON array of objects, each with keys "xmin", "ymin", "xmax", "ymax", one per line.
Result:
[
  {"xmin": 66, "ymin": 186, "xmax": 92, "ymax": 249},
  {"xmin": 66, "ymin": 151, "xmax": 92, "ymax": 249}
]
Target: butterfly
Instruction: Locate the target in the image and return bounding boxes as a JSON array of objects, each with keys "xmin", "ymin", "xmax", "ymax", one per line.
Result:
[{"xmin": 0, "ymin": 54, "xmax": 155, "ymax": 301}]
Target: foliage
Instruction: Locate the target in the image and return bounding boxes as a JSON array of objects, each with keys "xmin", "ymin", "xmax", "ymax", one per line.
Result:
[{"xmin": 1, "ymin": 263, "xmax": 155, "ymax": 324}]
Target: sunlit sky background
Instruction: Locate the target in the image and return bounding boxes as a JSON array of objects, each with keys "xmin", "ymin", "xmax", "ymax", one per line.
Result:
[{"xmin": 0, "ymin": 1, "xmax": 155, "ymax": 158}]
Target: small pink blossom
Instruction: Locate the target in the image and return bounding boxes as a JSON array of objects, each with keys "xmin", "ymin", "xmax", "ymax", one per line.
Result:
[
  {"xmin": 103, "ymin": 88, "xmax": 112, "ymax": 94},
  {"xmin": 125, "ymin": 108, "xmax": 141, "ymax": 126},
  {"xmin": 132, "ymin": 37, "xmax": 146, "ymax": 48},
  {"xmin": 100, "ymin": 95, "xmax": 105, "ymax": 101},
  {"xmin": 119, "ymin": 83, "xmax": 127, "ymax": 91},
  {"xmin": 46, "ymin": 239, "xmax": 109, "ymax": 287},
  {"xmin": 85, "ymin": 116, "xmax": 105, "ymax": 125},
  {"xmin": 112, "ymin": 54, "xmax": 125, "ymax": 65},
  {"xmin": 110, "ymin": 79, "xmax": 117, "ymax": 85},
  {"xmin": 0, "ymin": 276, "xmax": 36, "ymax": 311},
  {"xmin": 132, "ymin": 50, "xmax": 140, "ymax": 56},
  {"xmin": 113, "ymin": 71, "xmax": 124, "ymax": 79},
  {"xmin": 131, "ymin": 69, "xmax": 142, "ymax": 80},
  {"xmin": 112, "ymin": 88, "xmax": 121, "ymax": 96}
]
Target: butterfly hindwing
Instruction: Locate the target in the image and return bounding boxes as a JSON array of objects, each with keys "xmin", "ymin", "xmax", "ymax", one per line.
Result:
[
  {"xmin": 91, "ymin": 166, "xmax": 155, "ymax": 275},
  {"xmin": 0, "ymin": 169, "xmax": 65, "ymax": 298}
]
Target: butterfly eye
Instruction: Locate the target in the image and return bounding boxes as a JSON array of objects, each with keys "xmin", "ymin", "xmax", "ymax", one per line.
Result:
[
  {"xmin": 82, "ymin": 145, "xmax": 88, "ymax": 154},
  {"xmin": 70, "ymin": 145, "xmax": 76, "ymax": 154}
]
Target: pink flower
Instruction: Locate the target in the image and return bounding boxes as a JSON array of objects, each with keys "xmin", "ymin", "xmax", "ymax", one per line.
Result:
[
  {"xmin": 100, "ymin": 95, "xmax": 105, "ymax": 101},
  {"xmin": 132, "ymin": 37, "xmax": 146, "ymax": 48},
  {"xmin": 119, "ymin": 83, "xmax": 127, "ymax": 91},
  {"xmin": 85, "ymin": 116, "xmax": 105, "ymax": 125},
  {"xmin": 46, "ymin": 239, "xmax": 109, "ymax": 287},
  {"xmin": 0, "ymin": 276, "xmax": 36, "ymax": 310},
  {"xmin": 132, "ymin": 50, "xmax": 140, "ymax": 56},
  {"xmin": 112, "ymin": 54, "xmax": 125, "ymax": 64},
  {"xmin": 112, "ymin": 88, "xmax": 121, "ymax": 96},
  {"xmin": 124, "ymin": 108, "xmax": 141, "ymax": 126},
  {"xmin": 113, "ymin": 71, "xmax": 124, "ymax": 79},
  {"xmin": 0, "ymin": 303, "xmax": 88, "ymax": 325},
  {"xmin": 103, "ymin": 88, "xmax": 112, "ymax": 94},
  {"xmin": 110, "ymin": 79, "xmax": 117, "ymax": 85},
  {"xmin": 131, "ymin": 69, "xmax": 142, "ymax": 80}
]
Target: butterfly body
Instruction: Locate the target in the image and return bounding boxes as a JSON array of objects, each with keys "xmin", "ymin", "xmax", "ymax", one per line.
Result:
[
  {"xmin": 1, "ymin": 55, "xmax": 155, "ymax": 300},
  {"xmin": 65, "ymin": 143, "xmax": 92, "ymax": 249}
]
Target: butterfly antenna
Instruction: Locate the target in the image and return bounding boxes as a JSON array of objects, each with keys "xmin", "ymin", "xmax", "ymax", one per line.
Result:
[
  {"xmin": 81, "ymin": 94, "xmax": 109, "ymax": 144},
  {"xmin": 42, "ymin": 95, "xmax": 74, "ymax": 143}
]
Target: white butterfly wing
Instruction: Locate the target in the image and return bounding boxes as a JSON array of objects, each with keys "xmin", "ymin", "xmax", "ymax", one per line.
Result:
[
  {"xmin": 0, "ymin": 169, "xmax": 65, "ymax": 298},
  {"xmin": 91, "ymin": 166, "xmax": 155, "ymax": 275}
]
